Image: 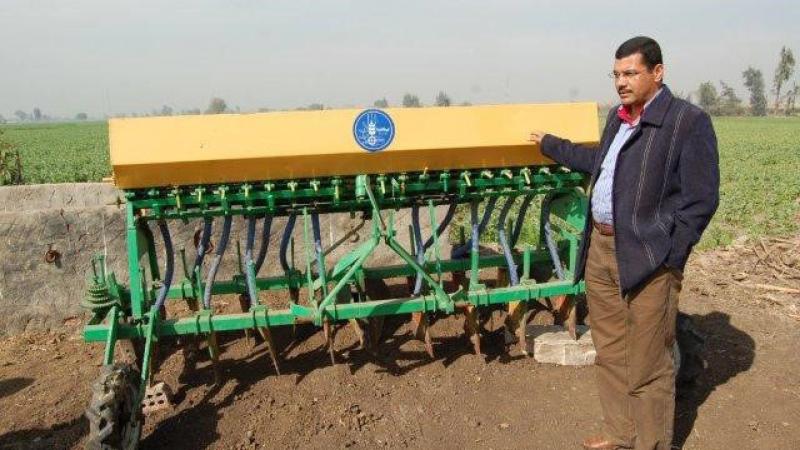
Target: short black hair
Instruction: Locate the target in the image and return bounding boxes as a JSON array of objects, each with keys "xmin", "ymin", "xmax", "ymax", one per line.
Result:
[{"xmin": 615, "ymin": 36, "xmax": 662, "ymax": 70}]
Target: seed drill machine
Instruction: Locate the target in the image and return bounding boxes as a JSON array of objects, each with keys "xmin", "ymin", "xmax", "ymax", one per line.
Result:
[{"xmin": 81, "ymin": 103, "xmax": 599, "ymax": 448}]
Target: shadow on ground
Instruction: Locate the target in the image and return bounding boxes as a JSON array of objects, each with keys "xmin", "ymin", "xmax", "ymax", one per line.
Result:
[{"xmin": 673, "ymin": 311, "xmax": 755, "ymax": 449}]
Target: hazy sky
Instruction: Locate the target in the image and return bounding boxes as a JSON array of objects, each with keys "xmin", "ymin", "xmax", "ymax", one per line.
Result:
[{"xmin": 1, "ymin": 0, "xmax": 798, "ymax": 118}]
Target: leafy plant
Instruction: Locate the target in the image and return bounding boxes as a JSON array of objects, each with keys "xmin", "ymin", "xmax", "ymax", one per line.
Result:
[{"xmin": 0, "ymin": 129, "xmax": 23, "ymax": 185}]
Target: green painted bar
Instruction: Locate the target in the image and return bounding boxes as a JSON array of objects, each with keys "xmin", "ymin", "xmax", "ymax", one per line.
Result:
[
  {"xmin": 84, "ymin": 279, "xmax": 581, "ymax": 342},
  {"xmin": 127, "ymin": 170, "xmax": 584, "ymax": 211}
]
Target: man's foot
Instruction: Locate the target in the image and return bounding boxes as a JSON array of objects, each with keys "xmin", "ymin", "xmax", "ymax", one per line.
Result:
[{"xmin": 582, "ymin": 435, "xmax": 618, "ymax": 450}]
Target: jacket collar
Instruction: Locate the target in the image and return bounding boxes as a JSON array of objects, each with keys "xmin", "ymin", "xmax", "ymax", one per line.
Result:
[
  {"xmin": 640, "ymin": 84, "xmax": 673, "ymax": 127},
  {"xmin": 613, "ymin": 84, "xmax": 673, "ymax": 128}
]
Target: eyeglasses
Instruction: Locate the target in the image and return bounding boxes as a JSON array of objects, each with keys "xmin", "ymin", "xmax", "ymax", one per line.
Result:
[{"xmin": 608, "ymin": 70, "xmax": 642, "ymax": 81}]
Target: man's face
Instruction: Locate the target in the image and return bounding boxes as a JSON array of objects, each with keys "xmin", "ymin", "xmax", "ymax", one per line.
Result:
[{"xmin": 612, "ymin": 53, "xmax": 663, "ymax": 106}]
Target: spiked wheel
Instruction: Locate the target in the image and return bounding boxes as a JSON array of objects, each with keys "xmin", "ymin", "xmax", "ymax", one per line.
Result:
[{"xmin": 85, "ymin": 364, "xmax": 142, "ymax": 450}]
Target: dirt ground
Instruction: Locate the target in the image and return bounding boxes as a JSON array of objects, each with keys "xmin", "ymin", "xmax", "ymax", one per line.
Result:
[{"xmin": 1, "ymin": 236, "xmax": 798, "ymax": 450}]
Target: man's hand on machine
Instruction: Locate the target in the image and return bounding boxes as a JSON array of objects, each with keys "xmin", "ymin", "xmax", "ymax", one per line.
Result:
[{"xmin": 528, "ymin": 130, "xmax": 546, "ymax": 144}]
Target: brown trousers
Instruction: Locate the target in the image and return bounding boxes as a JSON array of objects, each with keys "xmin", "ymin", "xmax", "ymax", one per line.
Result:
[{"xmin": 585, "ymin": 229, "xmax": 682, "ymax": 450}]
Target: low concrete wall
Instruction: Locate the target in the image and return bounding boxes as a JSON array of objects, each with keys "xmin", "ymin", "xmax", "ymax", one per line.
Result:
[{"xmin": 0, "ymin": 183, "xmax": 452, "ymax": 335}]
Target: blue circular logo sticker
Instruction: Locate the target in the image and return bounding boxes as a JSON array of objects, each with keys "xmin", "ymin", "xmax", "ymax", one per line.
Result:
[{"xmin": 353, "ymin": 109, "xmax": 394, "ymax": 152}]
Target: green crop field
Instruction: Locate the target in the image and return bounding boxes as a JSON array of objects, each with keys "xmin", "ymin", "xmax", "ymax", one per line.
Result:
[
  {"xmin": 0, "ymin": 121, "xmax": 109, "ymax": 184},
  {"xmin": 1, "ymin": 117, "xmax": 798, "ymax": 248}
]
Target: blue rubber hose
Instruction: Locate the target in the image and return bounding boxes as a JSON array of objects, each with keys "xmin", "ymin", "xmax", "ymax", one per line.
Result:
[
  {"xmin": 242, "ymin": 215, "xmax": 258, "ymax": 309},
  {"xmin": 311, "ymin": 212, "xmax": 325, "ymax": 276},
  {"xmin": 154, "ymin": 219, "xmax": 175, "ymax": 310},
  {"xmin": 192, "ymin": 216, "xmax": 213, "ymax": 277},
  {"xmin": 411, "ymin": 205, "xmax": 425, "ymax": 295},
  {"xmin": 452, "ymin": 197, "xmax": 498, "ymax": 259},
  {"xmin": 542, "ymin": 196, "xmax": 565, "ymax": 281},
  {"xmin": 254, "ymin": 214, "xmax": 273, "ymax": 275},
  {"xmin": 497, "ymin": 196, "xmax": 519, "ymax": 286},
  {"xmin": 279, "ymin": 213, "xmax": 297, "ymax": 273},
  {"xmin": 203, "ymin": 215, "xmax": 232, "ymax": 309},
  {"xmin": 510, "ymin": 194, "xmax": 535, "ymax": 247},
  {"xmin": 421, "ymin": 199, "xmax": 457, "ymax": 251}
]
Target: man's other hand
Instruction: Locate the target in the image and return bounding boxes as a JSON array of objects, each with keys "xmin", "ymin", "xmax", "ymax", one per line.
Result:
[{"xmin": 528, "ymin": 130, "xmax": 546, "ymax": 144}]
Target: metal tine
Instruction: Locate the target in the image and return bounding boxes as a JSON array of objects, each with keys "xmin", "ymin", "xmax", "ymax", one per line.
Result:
[
  {"xmin": 541, "ymin": 194, "xmax": 576, "ymax": 339},
  {"xmin": 253, "ymin": 214, "xmax": 282, "ymax": 370},
  {"xmin": 323, "ymin": 320, "xmax": 336, "ymax": 365},
  {"xmin": 463, "ymin": 200, "xmax": 482, "ymax": 355},
  {"xmin": 506, "ymin": 194, "xmax": 537, "ymax": 354},
  {"xmin": 202, "ymin": 214, "xmax": 232, "ymax": 384},
  {"xmin": 182, "ymin": 216, "xmax": 213, "ymax": 372},
  {"xmin": 240, "ymin": 216, "xmax": 258, "ymax": 346},
  {"xmin": 311, "ymin": 211, "xmax": 338, "ymax": 365},
  {"xmin": 493, "ymin": 195, "xmax": 529, "ymax": 354},
  {"xmin": 279, "ymin": 213, "xmax": 300, "ymax": 307},
  {"xmin": 145, "ymin": 219, "xmax": 175, "ymax": 383}
]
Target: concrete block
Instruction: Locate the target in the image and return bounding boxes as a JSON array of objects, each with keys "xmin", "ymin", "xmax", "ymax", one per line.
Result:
[
  {"xmin": 527, "ymin": 325, "xmax": 596, "ymax": 366},
  {"xmin": 0, "ymin": 183, "xmax": 121, "ymax": 212}
]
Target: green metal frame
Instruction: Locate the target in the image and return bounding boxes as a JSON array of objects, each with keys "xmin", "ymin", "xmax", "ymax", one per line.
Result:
[{"xmin": 83, "ymin": 165, "xmax": 588, "ymax": 408}]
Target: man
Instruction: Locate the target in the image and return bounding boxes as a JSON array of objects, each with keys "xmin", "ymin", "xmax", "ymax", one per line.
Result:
[{"xmin": 529, "ymin": 36, "xmax": 719, "ymax": 450}]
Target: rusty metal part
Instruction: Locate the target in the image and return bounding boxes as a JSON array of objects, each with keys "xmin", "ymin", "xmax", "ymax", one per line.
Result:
[
  {"xmin": 44, "ymin": 246, "xmax": 61, "ymax": 264},
  {"xmin": 192, "ymin": 228, "xmax": 214, "ymax": 255},
  {"xmin": 411, "ymin": 312, "xmax": 435, "ymax": 359},
  {"xmin": 463, "ymin": 304, "xmax": 482, "ymax": 355}
]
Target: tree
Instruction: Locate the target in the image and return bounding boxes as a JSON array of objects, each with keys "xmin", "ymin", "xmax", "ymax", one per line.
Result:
[
  {"xmin": 160, "ymin": 105, "xmax": 173, "ymax": 116},
  {"xmin": 697, "ymin": 82, "xmax": 718, "ymax": 113},
  {"xmin": 402, "ymin": 93, "xmax": 421, "ymax": 108},
  {"xmin": 786, "ymin": 82, "xmax": 799, "ymax": 115},
  {"xmin": 32, "ymin": 107, "xmax": 42, "ymax": 121},
  {"xmin": 14, "ymin": 110, "xmax": 27, "ymax": 122},
  {"xmin": 0, "ymin": 115, "xmax": 6, "ymax": 124},
  {"xmin": 373, "ymin": 98, "xmax": 389, "ymax": 108},
  {"xmin": 205, "ymin": 97, "xmax": 228, "ymax": 114},
  {"xmin": 718, "ymin": 81, "xmax": 744, "ymax": 115},
  {"xmin": 75, "ymin": 112, "xmax": 88, "ymax": 120},
  {"xmin": 772, "ymin": 46, "xmax": 795, "ymax": 113},
  {"xmin": 306, "ymin": 103, "xmax": 324, "ymax": 110},
  {"xmin": 434, "ymin": 91, "xmax": 451, "ymax": 107},
  {"xmin": 742, "ymin": 67, "xmax": 768, "ymax": 116}
]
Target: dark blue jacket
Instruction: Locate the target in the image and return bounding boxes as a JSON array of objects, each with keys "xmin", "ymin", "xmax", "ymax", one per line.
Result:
[{"xmin": 541, "ymin": 86, "xmax": 719, "ymax": 295}]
